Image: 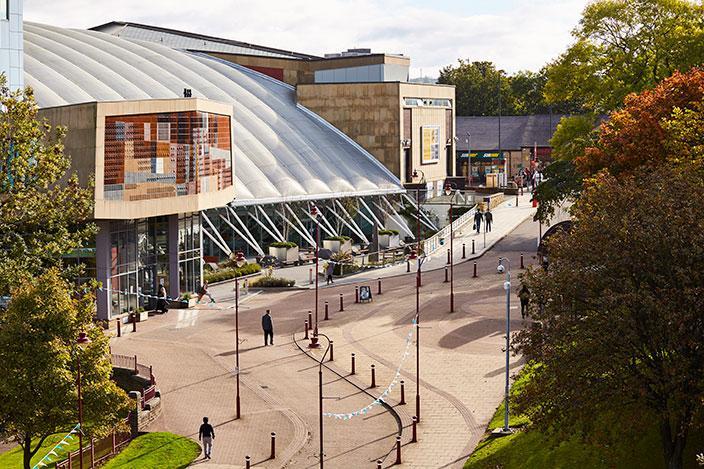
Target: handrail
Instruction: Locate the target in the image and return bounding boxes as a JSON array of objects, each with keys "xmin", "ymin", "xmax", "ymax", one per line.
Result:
[{"xmin": 422, "ymin": 205, "xmax": 477, "ymax": 255}]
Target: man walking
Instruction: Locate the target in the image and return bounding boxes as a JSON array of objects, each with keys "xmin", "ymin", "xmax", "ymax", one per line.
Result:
[
  {"xmin": 518, "ymin": 284, "xmax": 530, "ymax": 319},
  {"xmin": 484, "ymin": 209, "xmax": 493, "ymax": 232},
  {"xmin": 199, "ymin": 416, "xmax": 215, "ymax": 459},
  {"xmin": 325, "ymin": 262, "xmax": 334, "ymax": 285},
  {"xmin": 473, "ymin": 208, "xmax": 483, "ymax": 234},
  {"xmin": 156, "ymin": 283, "xmax": 168, "ymax": 314},
  {"xmin": 197, "ymin": 281, "xmax": 215, "ymax": 304},
  {"xmin": 262, "ymin": 310, "xmax": 274, "ymax": 346}
]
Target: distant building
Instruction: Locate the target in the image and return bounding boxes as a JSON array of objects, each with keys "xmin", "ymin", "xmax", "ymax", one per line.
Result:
[
  {"xmin": 0, "ymin": 0, "xmax": 23, "ymax": 90},
  {"xmin": 456, "ymin": 114, "xmax": 566, "ymax": 186}
]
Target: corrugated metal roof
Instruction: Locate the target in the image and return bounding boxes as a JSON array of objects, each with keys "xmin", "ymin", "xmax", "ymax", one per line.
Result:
[{"xmin": 24, "ymin": 22, "xmax": 403, "ymax": 206}]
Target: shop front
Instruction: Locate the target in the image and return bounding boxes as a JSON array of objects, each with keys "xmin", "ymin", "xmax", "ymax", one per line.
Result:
[{"xmin": 457, "ymin": 151, "xmax": 506, "ymax": 187}]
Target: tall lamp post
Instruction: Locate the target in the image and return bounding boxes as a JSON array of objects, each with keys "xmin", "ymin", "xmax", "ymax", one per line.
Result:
[
  {"xmin": 407, "ymin": 247, "xmax": 427, "ymax": 422},
  {"xmin": 466, "ymin": 132, "xmax": 472, "ymax": 188},
  {"xmin": 310, "ymin": 205, "xmax": 321, "ymax": 348},
  {"xmin": 411, "ymin": 169, "xmax": 425, "ymax": 286},
  {"xmin": 76, "ymin": 332, "xmax": 91, "ymax": 469},
  {"xmin": 233, "ymin": 251, "xmax": 246, "ymax": 419},
  {"xmin": 496, "ymin": 258, "xmax": 512, "ymax": 433},
  {"xmin": 315, "ymin": 333, "xmax": 332, "ymax": 469},
  {"xmin": 444, "ymin": 183, "xmax": 460, "ymax": 313}
]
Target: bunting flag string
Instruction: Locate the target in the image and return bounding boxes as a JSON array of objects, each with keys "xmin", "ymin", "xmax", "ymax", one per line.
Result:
[
  {"xmin": 32, "ymin": 423, "xmax": 81, "ymax": 469},
  {"xmin": 323, "ymin": 315, "xmax": 417, "ymax": 420}
]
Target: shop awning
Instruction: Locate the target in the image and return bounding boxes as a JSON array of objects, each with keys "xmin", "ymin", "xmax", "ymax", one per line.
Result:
[{"xmin": 458, "ymin": 151, "xmax": 505, "ymax": 161}]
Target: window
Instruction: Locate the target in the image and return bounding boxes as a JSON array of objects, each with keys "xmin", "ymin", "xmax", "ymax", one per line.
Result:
[
  {"xmin": 403, "ymin": 97, "xmax": 452, "ymax": 108},
  {"xmin": 1, "ymin": 0, "xmax": 8, "ymax": 20}
]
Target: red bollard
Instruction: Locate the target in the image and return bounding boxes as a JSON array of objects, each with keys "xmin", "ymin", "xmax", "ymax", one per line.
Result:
[
  {"xmin": 521, "ymin": 253, "xmax": 525, "ymax": 269},
  {"xmin": 324, "ymin": 301, "xmax": 329, "ymax": 320},
  {"xmin": 473, "ymin": 262, "xmax": 478, "ymax": 278},
  {"xmin": 371, "ymin": 364, "xmax": 376, "ymax": 388},
  {"xmin": 377, "ymin": 278, "xmax": 382, "ymax": 295},
  {"xmin": 245, "ymin": 455, "xmax": 251, "ymax": 469},
  {"xmin": 411, "ymin": 416, "xmax": 418, "ymax": 443},
  {"xmin": 400, "ymin": 380, "xmax": 406, "ymax": 405},
  {"xmin": 351, "ymin": 353, "xmax": 356, "ymax": 375},
  {"xmin": 304, "ymin": 320, "xmax": 309, "ymax": 339},
  {"xmin": 472, "ymin": 239, "xmax": 476, "ymax": 254},
  {"xmin": 116, "ymin": 318, "xmax": 121, "ymax": 337},
  {"xmin": 395, "ymin": 435, "xmax": 402, "ymax": 464},
  {"xmin": 355, "ymin": 286, "xmax": 359, "ymax": 303},
  {"xmin": 444, "ymin": 267, "xmax": 448, "ymax": 283},
  {"xmin": 447, "ymin": 248, "xmax": 450, "ymax": 265},
  {"xmin": 270, "ymin": 432, "xmax": 276, "ymax": 459},
  {"xmin": 329, "ymin": 341, "xmax": 334, "ymax": 361},
  {"xmin": 462, "ymin": 243, "xmax": 466, "ymax": 259},
  {"xmin": 339, "ymin": 293, "xmax": 344, "ymax": 312},
  {"xmin": 532, "ymin": 197, "xmax": 538, "ymax": 208}
]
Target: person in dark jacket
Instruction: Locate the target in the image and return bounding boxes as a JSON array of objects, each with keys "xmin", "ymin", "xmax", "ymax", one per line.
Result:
[
  {"xmin": 326, "ymin": 262, "xmax": 334, "ymax": 285},
  {"xmin": 199, "ymin": 416, "xmax": 215, "ymax": 459},
  {"xmin": 518, "ymin": 284, "xmax": 530, "ymax": 319},
  {"xmin": 484, "ymin": 209, "xmax": 493, "ymax": 232},
  {"xmin": 262, "ymin": 310, "xmax": 274, "ymax": 346},
  {"xmin": 473, "ymin": 209, "xmax": 483, "ymax": 234},
  {"xmin": 156, "ymin": 284, "xmax": 168, "ymax": 314}
]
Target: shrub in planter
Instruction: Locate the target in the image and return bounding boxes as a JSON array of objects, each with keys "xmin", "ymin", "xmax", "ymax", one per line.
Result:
[
  {"xmin": 323, "ymin": 236, "xmax": 352, "ymax": 253},
  {"xmin": 269, "ymin": 241, "xmax": 297, "ymax": 248},
  {"xmin": 250, "ymin": 276, "xmax": 295, "ymax": 288},
  {"xmin": 204, "ymin": 263, "xmax": 262, "ymax": 283},
  {"xmin": 268, "ymin": 241, "xmax": 299, "ymax": 263},
  {"xmin": 378, "ymin": 229, "xmax": 399, "ymax": 236},
  {"xmin": 378, "ymin": 229, "xmax": 400, "ymax": 249}
]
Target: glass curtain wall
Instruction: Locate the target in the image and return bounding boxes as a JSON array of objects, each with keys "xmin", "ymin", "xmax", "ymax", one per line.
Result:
[{"xmin": 179, "ymin": 213, "xmax": 202, "ymax": 295}]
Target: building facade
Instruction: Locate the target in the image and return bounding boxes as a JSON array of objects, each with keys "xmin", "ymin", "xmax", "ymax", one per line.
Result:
[{"xmin": 0, "ymin": 0, "xmax": 22, "ymax": 90}]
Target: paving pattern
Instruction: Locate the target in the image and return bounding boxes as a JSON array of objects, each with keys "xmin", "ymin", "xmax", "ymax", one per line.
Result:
[{"xmin": 109, "ymin": 196, "xmax": 565, "ymax": 468}]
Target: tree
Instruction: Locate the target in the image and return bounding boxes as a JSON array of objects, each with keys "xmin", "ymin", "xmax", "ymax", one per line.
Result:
[
  {"xmin": 0, "ymin": 270, "xmax": 130, "ymax": 469},
  {"xmin": 515, "ymin": 164, "xmax": 704, "ymax": 469},
  {"xmin": 438, "ymin": 60, "xmax": 515, "ymax": 116},
  {"xmin": 0, "ymin": 75, "xmax": 95, "ymax": 294},
  {"xmin": 544, "ymin": 0, "xmax": 704, "ymax": 113}
]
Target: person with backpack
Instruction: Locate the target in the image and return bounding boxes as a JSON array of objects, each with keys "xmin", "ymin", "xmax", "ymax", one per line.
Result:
[{"xmin": 484, "ymin": 209, "xmax": 493, "ymax": 232}]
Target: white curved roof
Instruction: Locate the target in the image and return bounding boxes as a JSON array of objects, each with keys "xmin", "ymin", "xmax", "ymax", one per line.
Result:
[{"xmin": 24, "ymin": 22, "xmax": 403, "ymax": 206}]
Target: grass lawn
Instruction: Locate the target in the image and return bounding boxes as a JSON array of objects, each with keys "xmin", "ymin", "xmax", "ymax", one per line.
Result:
[
  {"xmin": 0, "ymin": 432, "xmax": 79, "ymax": 468},
  {"xmin": 465, "ymin": 376, "xmax": 704, "ymax": 469},
  {"xmin": 102, "ymin": 432, "xmax": 200, "ymax": 469}
]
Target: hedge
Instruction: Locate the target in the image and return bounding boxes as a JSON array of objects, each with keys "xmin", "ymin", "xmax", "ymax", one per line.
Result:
[
  {"xmin": 325, "ymin": 236, "xmax": 351, "ymax": 242},
  {"xmin": 204, "ymin": 263, "xmax": 262, "ymax": 283},
  {"xmin": 269, "ymin": 241, "xmax": 297, "ymax": 249},
  {"xmin": 250, "ymin": 276, "xmax": 295, "ymax": 287},
  {"xmin": 378, "ymin": 229, "xmax": 399, "ymax": 236}
]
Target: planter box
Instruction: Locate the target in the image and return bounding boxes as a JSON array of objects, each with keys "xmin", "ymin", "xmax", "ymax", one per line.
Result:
[
  {"xmin": 171, "ymin": 297, "xmax": 198, "ymax": 309},
  {"xmin": 378, "ymin": 234, "xmax": 400, "ymax": 249},
  {"xmin": 269, "ymin": 245, "xmax": 299, "ymax": 263},
  {"xmin": 323, "ymin": 239, "xmax": 352, "ymax": 253}
]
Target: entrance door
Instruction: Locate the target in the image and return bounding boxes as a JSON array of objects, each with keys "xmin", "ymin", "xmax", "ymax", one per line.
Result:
[{"xmin": 405, "ymin": 148, "xmax": 413, "ymax": 183}]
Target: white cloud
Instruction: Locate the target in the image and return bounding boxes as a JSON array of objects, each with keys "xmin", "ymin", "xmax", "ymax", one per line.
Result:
[{"xmin": 24, "ymin": 0, "xmax": 588, "ymax": 77}]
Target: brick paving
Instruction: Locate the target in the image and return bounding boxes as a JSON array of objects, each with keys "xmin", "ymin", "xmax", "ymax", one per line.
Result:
[{"xmin": 109, "ymin": 199, "xmax": 564, "ymax": 468}]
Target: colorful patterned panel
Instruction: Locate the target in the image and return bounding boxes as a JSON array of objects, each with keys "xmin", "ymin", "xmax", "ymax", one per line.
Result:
[{"xmin": 104, "ymin": 111, "xmax": 232, "ymax": 201}]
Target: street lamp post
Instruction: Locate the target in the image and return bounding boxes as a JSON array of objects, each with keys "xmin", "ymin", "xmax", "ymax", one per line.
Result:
[
  {"xmin": 408, "ymin": 247, "xmax": 427, "ymax": 423},
  {"xmin": 466, "ymin": 132, "xmax": 472, "ymax": 188},
  {"xmin": 315, "ymin": 333, "xmax": 332, "ymax": 469},
  {"xmin": 76, "ymin": 332, "xmax": 91, "ymax": 469},
  {"xmin": 444, "ymin": 183, "xmax": 459, "ymax": 313},
  {"xmin": 310, "ymin": 206, "xmax": 321, "ymax": 348},
  {"xmin": 497, "ymin": 258, "xmax": 512, "ymax": 433},
  {"xmin": 235, "ymin": 276, "xmax": 241, "ymax": 419}
]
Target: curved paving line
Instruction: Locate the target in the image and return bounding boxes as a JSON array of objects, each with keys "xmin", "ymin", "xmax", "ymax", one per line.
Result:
[
  {"xmin": 292, "ymin": 331, "xmax": 404, "ymax": 465},
  {"xmin": 344, "ymin": 298, "xmax": 486, "ymax": 466}
]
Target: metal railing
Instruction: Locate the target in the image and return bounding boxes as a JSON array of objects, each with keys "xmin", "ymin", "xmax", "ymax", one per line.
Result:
[
  {"xmin": 421, "ymin": 206, "xmax": 477, "ymax": 255},
  {"xmin": 55, "ymin": 426, "xmax": 131, "ymax": 469}
]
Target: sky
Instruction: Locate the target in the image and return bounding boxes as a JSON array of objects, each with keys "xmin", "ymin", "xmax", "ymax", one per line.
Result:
[{"xmin": 24, "ymin": 0, "xmax": 590, "ymax": 78}]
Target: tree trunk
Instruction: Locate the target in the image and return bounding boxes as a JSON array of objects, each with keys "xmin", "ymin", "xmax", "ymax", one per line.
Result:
[
  {"xmin": 660, "ymin": 419, "xmax": 687, "ymax": 469},
  {"xmin": 23, "ymin": 435, "xmax": 32, "ymax": 469}
]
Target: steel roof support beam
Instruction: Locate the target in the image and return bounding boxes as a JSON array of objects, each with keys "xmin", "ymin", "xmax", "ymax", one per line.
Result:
[
  {"xmin": 334, "ymin": 199, "xmax": 369, "ymax": 244},
  {"xmin": 202, "ymin": 211, "xmax": 232, "ymax": 256},
  {"xmin": 381, "ymin": 195, "xmax": 415, "ymax": 239},
  {"xmin": 327, "ymin": 205, "xmax": 369, "ymax": 244},
  {"xmin": 277, "ymin": 207, "xmax": 315, "ymax": 248},
  {"xmin": 248, "ymin": 209, "xmax": 284, "ymax": 243},
  {"xmin": 257, "ymin": 205, "xmax": 285, "ymax": 241}
]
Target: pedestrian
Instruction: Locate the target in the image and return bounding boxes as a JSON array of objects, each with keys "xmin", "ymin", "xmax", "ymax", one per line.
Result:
[
  {"xmin": 197, "ymin": 281, "xmax": 215, "ymax": 304},
  {"xmin": 156, "ymin": 283, "xmax": 168, "ymax": 314},
  {"xmin": 325, "ymin": 261, "xmax": 334, "ymax": 285},
  {"xmin": 473, "ymin": 208, "xmax": 483, "ymax": 234},
  {"xmin": 199, "ymin": 416, "xmax": 215, "ymax": 459},
  {"xmin": 518, "ymin": 284, "xmax": 530, "ymax": 319},
  {"xmin": 484, "ymin": 209, "xmax": 493, "ymax": 232},
  {"xmin": 262, "ymin": 310, "xmax": 274, "ymax": 346}
]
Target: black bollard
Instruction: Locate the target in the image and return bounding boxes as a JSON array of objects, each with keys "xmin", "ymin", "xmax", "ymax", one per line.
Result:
[
  {"xmin": 444, "ymin": 267, "xmax": 448, "ymax": 283},
  {"xmin": 329, "ymin": 341, "xmax": 334, "ymax": 362},
  {"xmin": 395, "ymin": 436, "xmax": 402, "ymax": 464},
  {"xmin": 462, "ymin": 243, "xmax": 466, "ymax": 259},
  {"xmin": 304, "ymin": 320, "xmax": 309, "ymax": 339},
  {"xmin": 324, "ymin": 301, "xmax": 329, "ymax": 320},
  {"xmin": 521, "ymin": 253, "xmax": 525, "ymax": 269},
  {"xmin": 270, "ymin": 432, "xmax": 276, "ymax": 459},
  {"xmin": 371, "ymin": 364, "xmax": 376, "ymax": 388},
  {"xmin": 355, "ymin": 286, "xmax": 359, "ymax": 303},
  {"xmin": 308, "ymin": 311, "xmax": 313, "ymax": 330},
  {"xmin": 473, "ymin": 262, "xmax": 478, "ymax": 278},
  {"xmin": 339, "ymin": 293, "xmax": 344, "ymax": 311},
  {"xmin": 412, "ymin": 416, "xmax": 418, "ymax": 443},
  {"xmin": 446, "ymin": 248, "xmax": 450, "ymax": 265},
  {"xmin": 377, "ymin": 278, "xmax": 382, "ymax": 295},
  {"xmin": 400, "ymin": 380, "xmax": 406, "ymax": 405},
  {"xmin": 351, "ymin": 353, "xmax": 356, "ymax": 375},
  {"xmin": 116, "ymin": 318, "xmax": 121, "ymax": 337},
  {"xmin": 472, "ymin": 239, "xmax": 475, "ymax": 254}
]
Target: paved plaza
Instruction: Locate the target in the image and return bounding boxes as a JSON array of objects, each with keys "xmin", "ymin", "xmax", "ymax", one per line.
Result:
[{"xmin": 109, "ymin": 195, "xmax": 561, "ymax": 468}]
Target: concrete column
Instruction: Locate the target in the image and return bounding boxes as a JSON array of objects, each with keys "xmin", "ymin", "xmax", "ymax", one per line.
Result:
[
  {"xmin": 198, "ymin": 212, "xmax": 204, "ymax": 289},
  {"xmin": 168, "ymin": 214, "xmax": 180, "ymax": 299},
  {"xmin": 95, "ymin": 221, "xmax": 112, "ymax": 321}
]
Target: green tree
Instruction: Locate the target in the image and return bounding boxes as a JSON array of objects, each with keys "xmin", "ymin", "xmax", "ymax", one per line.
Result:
[
  {"xmin": 0, "ymin": 75, "xmax": 95, "ymax": 294},
  {"xmin": 544, "ymin": 0, "xmax": 704, "ymax": 113},
  {"xmin": 0, "ymin": 270, "xmax": 130, "ymax": 469},
  {"xmin": 438, "ymin": 60, "xmax": 514, "ymax": 116},
  {"xmin": 516, "ymin": 164, "xmax": 704, "ymax": 469},
  {"xmin": 534, "ymin": 114, "xmax": 599, "ymax": 222}
]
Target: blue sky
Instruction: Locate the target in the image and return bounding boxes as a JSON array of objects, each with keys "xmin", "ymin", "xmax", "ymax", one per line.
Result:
[{"xmin": 24, "ymin": 0, "xmax": 589, "ymax": 77}]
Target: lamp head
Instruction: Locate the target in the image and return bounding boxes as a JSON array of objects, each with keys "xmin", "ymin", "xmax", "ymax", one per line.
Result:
[
  {"xmin": 235, "ymin": 251, "xmax": 246, "ymax": 267},
  {"xmin": 412, "ymin": 169, "xmax": 418, "ymax": 179},
  {"xmin": 311, "ymin": 206, "xmax": 319, "ymax": 217},
  {"xmin": 408, "ymin": 250, "xmax": 417, "ymax": 261},
  {"xmin": 76, "ymin": 332, "xmax": 91, "ymax": 350},
  {"xmin": 444, "ymin": 183, "xmax": 451, "ymax": 196},
  {"xmin": 497, "ymin": 263, "xmax": 505, "ymax": 274}
]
